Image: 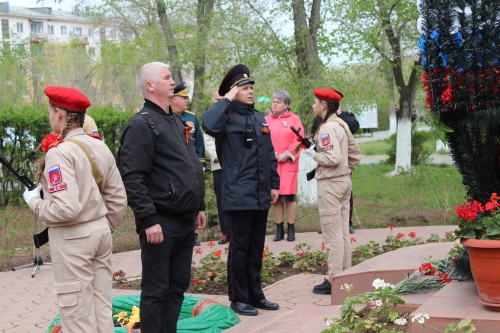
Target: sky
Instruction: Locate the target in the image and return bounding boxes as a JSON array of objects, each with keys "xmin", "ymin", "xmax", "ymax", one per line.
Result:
[{"xmin": 13, "ymin": 0, "xmax": 77, "ymax": 12}]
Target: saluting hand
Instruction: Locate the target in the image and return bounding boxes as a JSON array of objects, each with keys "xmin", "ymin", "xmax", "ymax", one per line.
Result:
[
  {"xmin": 145, "ymin": 224, "xmax": 164, "ymax": 244},
  {"xmin": 224, "ymin": 86, "xmax": 239, "ymax": 101},
  {"xmin": 196, "ymin": 211, "xmax": 207, "ymax": 230}
]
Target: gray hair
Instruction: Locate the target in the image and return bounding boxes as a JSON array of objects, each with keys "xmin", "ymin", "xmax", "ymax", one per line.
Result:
[
  {"xmin": 272, "ymin": 89, "xmax": 291, "ymax": 106},
  {"xmin": 136, "ymin": 62, "xmax": 170, "ymax": 97}
]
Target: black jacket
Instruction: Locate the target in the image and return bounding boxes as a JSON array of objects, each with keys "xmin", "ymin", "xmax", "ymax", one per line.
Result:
[
  {"xmin": 117, "ymin": 100, "xmax": 205, "ymax": 234},
  {"xmin": 203, "ymin": 99, "xmax": 279, "ymax": 211}
]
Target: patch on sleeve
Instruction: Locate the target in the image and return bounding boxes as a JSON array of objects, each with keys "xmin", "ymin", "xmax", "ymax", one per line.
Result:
[
  {"xmin": 323, "ymin": 145, "xmax": 334, "ymax": 152},
  {"xmin": 48, "ymin": 183, "xmax": 68, "ymax": 193},
  {"xmin": 320, "ymin": 134, "xmax": 330, "ymax": 146},
  {"xmin": 48, "ymin": 165, "xmax": 63, "ymax": 186}
]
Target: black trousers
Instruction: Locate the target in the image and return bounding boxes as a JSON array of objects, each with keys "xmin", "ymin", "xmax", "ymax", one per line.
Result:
[
  {"xmin": 213, "ymin": 170, "xmax": 230, "ymax": 237},
  {"xmin": 139, "ymin": 217, "xmax": 195, "ymax": 333},
  {"xmin": 227, "ymin": 209, "xmax": 268, "ymax": 303}
]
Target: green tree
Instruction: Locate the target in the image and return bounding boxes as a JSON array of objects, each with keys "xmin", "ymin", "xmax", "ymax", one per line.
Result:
[{"xmin": 332, "ymin": 0, "xmax": 421, "ymax": 173}]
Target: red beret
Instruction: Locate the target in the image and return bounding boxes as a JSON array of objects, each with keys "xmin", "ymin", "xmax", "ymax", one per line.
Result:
[
  {"xmin": 313, "ymin": 88, "xmax": 343, "ymax": 102},
  {"xmin": 44, "ymin": 86, "xmax": 91, "ymax": 113},
  {"xmin": 218, "ymin": 64, "xmax": 255, "ymax": 96}
]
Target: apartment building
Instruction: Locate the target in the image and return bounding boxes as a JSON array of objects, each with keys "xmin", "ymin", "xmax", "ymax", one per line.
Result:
[{"xmin": 0, "ymin": 1, "xmax": 133, "ymax": 53}]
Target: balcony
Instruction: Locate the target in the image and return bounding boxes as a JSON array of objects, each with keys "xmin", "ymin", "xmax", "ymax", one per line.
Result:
[{"xmin": 30, "ymin": 33, "xmax": 48, "ymax": 44}]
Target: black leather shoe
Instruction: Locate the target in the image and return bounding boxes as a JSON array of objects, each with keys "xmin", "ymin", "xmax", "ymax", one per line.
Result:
[
  {"xmin": 349, "ymin": 224, "xmax": 355, "ymax": 234},
  {"xmin": 313, "ymin": 279, "xmax": 332, "ymax": 295},
  {"xmin": 250, "ymin": 299, "xmax": 279, "ymax": 310},
  {"xmin": 230, "ymin": 302, "xmax": 258, "ymax": 316}
]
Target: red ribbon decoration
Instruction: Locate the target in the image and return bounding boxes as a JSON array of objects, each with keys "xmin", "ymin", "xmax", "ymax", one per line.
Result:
[{"xmin": 41, "ymin": 133, "xmax": 61, "ymax": 152}]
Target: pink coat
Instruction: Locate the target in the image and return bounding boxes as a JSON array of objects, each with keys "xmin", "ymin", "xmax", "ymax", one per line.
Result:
[{"xmin": 265, "ymin": 111, "xmax": 304, "ymax": 195}]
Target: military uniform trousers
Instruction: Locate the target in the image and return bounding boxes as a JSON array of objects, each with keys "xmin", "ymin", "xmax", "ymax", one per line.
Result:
[
  {"xmin": 317, "ymin": 174, "xmax": 352, "ymax": 281},
  {"xmin": 48, "ymin": 218, "xmax": 113, "ymax": 333},
  {"xmin": 227, "ymin": 210, "xmax": 268, "ymax": 303},
  {"xmin": 139, "ymin": 216, "xmax": 195, "ymax": 333}
]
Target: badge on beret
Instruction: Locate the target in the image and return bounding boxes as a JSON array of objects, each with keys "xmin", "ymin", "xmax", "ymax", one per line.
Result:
[
  {"xmin": 321, "ymin": 134, "xmax": 330, "ymax": 146},
  {"xmin": 48, "ymin": 165, "xmax": 63, "ymax": 186}
]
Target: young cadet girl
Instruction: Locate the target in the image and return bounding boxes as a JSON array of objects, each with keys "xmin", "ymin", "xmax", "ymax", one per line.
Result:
[
  {"xmin": 23, "ymin": 86, "xmax": 127, "ymax": 333},
  {"xmin": 304, "ymin": 88, "xmax": 360, "ymax": 295}
]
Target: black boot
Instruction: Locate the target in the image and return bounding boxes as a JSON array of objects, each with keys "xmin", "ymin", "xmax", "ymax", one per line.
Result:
[
  {"xmin": 287, "ymin": 223, "xmax": 295, "ymax": 241},
  {"xmin": 273, "ymin": 223, "xmax": 284, "ymax": 241}
]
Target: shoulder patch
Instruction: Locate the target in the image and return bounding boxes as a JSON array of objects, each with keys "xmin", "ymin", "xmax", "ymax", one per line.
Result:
[
  {"xmin": 320, "ymin": 134, "xmax": 330, "ymax": 146},
  {"xmin": 48, "ymin": 165, "xmax": 63, "ymax": 186},
  {"xmin": 48, "ymin": 183, "xmax": 68, "ymax": 193},
  {"xmin": 323, "ymin": 145, "xmax": 334, "ymax": 152}
]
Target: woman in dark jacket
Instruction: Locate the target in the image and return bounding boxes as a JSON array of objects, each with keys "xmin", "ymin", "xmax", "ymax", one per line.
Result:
[{"xmin": 203, "ymin": 64, "xmax": 280, "ymax": 316}]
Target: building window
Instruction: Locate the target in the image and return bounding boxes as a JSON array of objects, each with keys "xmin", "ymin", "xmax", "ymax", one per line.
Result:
[
  {"xmin": 16, "ymin": 22, "xmax": 23, "ymax": 33},
  {"xmin": 30, "ymin": 22, "xmax": 43, "ymax": 34},
  {"xmin": 47, "ymin": 25, "xmax": 54, "ymax": 35},
  {"xmin": 88, "ymin": 28, "xmax": 93, "ymax": 37},
  {"xmin": 61, "ymin": 26, "xmax": 67, "ymax": 35},
  {"xmin": 73, "ymin": 27, "xmax": 82, "ymax": 36},
  {"xmin": 110, "ymin": 30, "xmax": 116, "ymax": 39},
  {"xmin": 1, "ymin": 19, "xmax": 9, "ymax": 39}
]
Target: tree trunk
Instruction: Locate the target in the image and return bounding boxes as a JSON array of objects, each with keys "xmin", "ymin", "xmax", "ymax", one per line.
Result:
[
  {"xmin": 292, "ymin": 0, "xmax": 322, "ymax": 121},
  {"xmin": 155, "ymin": 0, "xmax": 183, "ymax": 84},
  {"xmin": 394, "ymin": 106, "xmax": 412, "ymax": 173},
  {"xmin": 191, "ymin": 0, "xmax": 215, "ymax": 113},
  {"xmin": 379, "ymin": 0, "xmax": 421, "ymax": 174}
]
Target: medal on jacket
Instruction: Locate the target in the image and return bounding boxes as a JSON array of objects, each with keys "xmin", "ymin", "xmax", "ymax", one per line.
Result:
[{"xmin": 184, "ymin": 126, "xmax": 194, "ymax": 144}]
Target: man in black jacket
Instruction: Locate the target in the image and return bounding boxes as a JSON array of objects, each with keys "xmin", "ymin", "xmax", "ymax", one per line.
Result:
[
  {"xmin": 117, "ymin": 61, "xmax": 206, "ymax": 333},
  {"xmin": 203, "ymin": 64, "xmax": 280, "ymax": 316}
]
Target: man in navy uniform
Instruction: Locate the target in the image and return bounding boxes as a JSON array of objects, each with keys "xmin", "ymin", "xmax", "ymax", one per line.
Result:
[
  {"xmin": 172, "ymin": 83, "xmax": 206, "ymax": 168},
  {"xmin": 203, "ymin": 64, "xmax": 280, "ymax": 316}
]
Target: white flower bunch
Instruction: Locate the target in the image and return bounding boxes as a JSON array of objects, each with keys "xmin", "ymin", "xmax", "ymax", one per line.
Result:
[
  {"xmin": 411, "ymin": 313, "xmax": 430, "ymax": 324},
  {"xmin": 372, "ymin": 278, "xmax": 394, "ymax": 289},
  {"xmin": 394, "ymin": 317, "xmax": 408, "ymax": 326}
]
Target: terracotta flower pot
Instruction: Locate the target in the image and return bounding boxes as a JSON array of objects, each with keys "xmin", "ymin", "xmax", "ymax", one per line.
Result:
[{"xmin": 461, "ymin": 238, "xmax": 500, "ymax": 311}]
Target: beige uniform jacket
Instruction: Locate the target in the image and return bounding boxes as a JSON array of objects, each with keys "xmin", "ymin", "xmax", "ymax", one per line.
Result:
[
  {"xmin": 313, "ymin": 114, "xmax": 361, "ymax": 180},
  {"xmin": 29, "ymin": 128, "xmax": 127, "ymax": 230}
]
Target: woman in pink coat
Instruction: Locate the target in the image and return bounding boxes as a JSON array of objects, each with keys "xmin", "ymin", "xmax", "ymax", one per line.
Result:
[{"xmin": 265, "ymin": 90, "xmax": 304, "ymax": 241}]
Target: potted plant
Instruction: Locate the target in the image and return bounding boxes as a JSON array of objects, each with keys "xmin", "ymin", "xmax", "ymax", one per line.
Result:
[{"xmin": 454, "ymin": 193, "xmax": 500, "ymax": 310}]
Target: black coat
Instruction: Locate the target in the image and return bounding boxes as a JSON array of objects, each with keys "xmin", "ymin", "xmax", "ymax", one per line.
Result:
[
  {"xmin": 203, "ymin": 99, "xmax": 279, "ymax": 211},
  {"xmin": 117, "ymin": 100, "xmax": 205, "ymax": 234}
]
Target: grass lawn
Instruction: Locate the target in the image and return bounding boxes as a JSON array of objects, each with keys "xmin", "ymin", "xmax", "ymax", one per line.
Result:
[{"xmin": 351, "ymin": 164, "xmax": 464, "ymax": 228}]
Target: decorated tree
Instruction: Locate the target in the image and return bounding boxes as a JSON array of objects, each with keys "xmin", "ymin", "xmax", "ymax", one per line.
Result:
[{"xmin": 419, "ymin": 0, "xmax": 500, "ymax": 203}]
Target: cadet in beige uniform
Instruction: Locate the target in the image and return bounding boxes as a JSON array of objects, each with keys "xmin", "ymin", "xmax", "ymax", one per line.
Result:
[
  {"xmin": 304, "ymin": 88, "xmax": 360, "ymax": 295},
  {"xmin": 23, "ymin": 86, "xmax": 127, "ymax": 333},
  {"xmin": 83, "ymin": 114, "xmax": 99, "ymax": 137}
]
